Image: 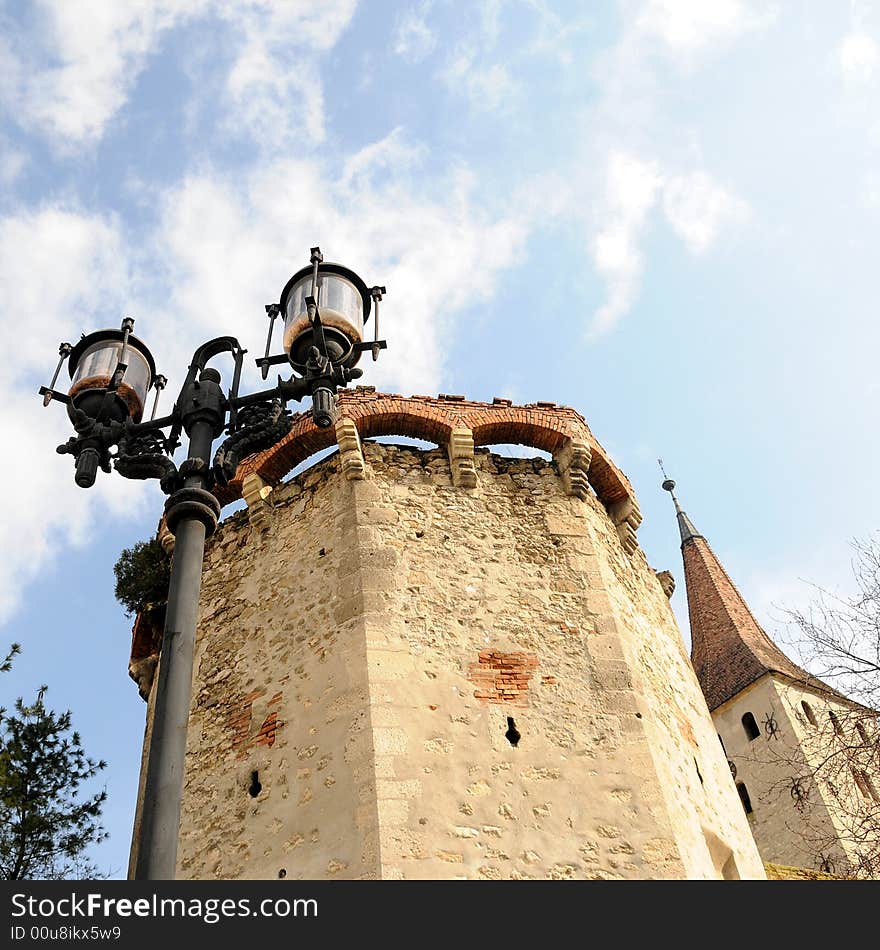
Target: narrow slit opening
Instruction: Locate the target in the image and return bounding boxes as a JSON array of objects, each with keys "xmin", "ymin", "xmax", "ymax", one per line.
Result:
[
  {"xmin": 248, "ymin": 770, "xmax": 262, "ymax": 798},
  {"xmin": 505, "ymin": 716, "xmax": 521, "ymax": 747}
]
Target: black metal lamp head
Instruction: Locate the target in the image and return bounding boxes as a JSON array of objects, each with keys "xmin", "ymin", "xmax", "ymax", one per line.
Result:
[
  {"xmin": 256, "ymin": 247, "xmax": 388, "ymax": 387},
  {"xmin": 67, "ymin": 321, "xmax": 156, "ymax": 423},
  {"xmin": 278, "ymin": 260, "xmax": 372, "ymax": 372}
]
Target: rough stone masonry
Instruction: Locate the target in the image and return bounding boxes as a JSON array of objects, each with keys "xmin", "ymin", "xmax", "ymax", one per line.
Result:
[{"xmin": 128, "ymin": 392, "xmax": 765, "ymax": 880}]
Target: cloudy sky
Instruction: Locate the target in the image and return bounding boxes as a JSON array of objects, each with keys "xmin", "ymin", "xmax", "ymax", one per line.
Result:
[{"xmin": 2, "ymin": 0, "xmax": 879, "ymax": 877}]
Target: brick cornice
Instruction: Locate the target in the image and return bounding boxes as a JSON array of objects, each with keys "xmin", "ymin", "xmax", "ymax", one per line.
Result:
[{"xmin": 214, "ymin": 388, "xmax": 636, "ymax": 514}]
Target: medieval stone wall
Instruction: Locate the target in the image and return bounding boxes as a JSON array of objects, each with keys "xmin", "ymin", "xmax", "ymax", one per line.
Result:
[
  {"xmin": 144, "ymin": 437, "xmax": 765, "ymax": 879},
  {"xmin": 588, "ymin": 503, "xmax": 764, "ymax": 879},
  {"xmin": 175, "ymin": 455, "xmax": 377, "ymax": 879}
]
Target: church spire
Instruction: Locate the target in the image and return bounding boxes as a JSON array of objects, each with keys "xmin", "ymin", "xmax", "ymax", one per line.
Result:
[
  {"xmin": 659, "ymin": 466, "xmax": 845, "ymax": 712},
  {"xmin": 660, "ymin": 474, "xmax": 701, "ymax": 545}
]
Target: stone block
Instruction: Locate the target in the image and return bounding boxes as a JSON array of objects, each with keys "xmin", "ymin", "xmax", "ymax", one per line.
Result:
[
  {"xmin": 335, "ymin": 417, "xmax": 365, "ymax": 480},
  {"xmin": 447, "ymin": 427, "xmax": 477, "ymax": 488},
  {"xmin": 608, "ymin": 495, "xmax": 643, "ymax": 557},
  {"xmin": 554, "ymin": 438, "xmax": 592, "ymax": 500},
  {"xmin": 242, "ymin": 472, "xmax": 274, "ymax": 531},
  {"xmin": 655, "ymin": 570, "xmax": 675, "ymax": 598}
]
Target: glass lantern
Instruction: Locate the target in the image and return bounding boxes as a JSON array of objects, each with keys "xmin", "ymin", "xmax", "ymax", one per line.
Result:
[
  {"xmin": 67, "ymin": 329, "xmax": 156, "ymax": 423},
  {"xmin": 279, "ymin": 262, "xmax": 372, "ymax": 372}
]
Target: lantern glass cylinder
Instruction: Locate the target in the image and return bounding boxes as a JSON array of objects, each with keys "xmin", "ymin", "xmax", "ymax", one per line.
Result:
[
  {"xmin": 281, "ymin": 265, "xmax": 370, "ymax": 371},
  {"xmin": 68, "ymin": 333, "xmax": 154, "ymax": 423}
]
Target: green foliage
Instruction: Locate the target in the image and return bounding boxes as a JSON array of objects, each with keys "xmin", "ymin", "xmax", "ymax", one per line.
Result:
[
  {"xmin": 113, "ymin": 538, "xmax": 171, "ymax": 616},
  {"xmin": 0, "ymin": 653, "xmax": 107, "ymax": 880},
  {"xmin": 1, "ymin": 643, "xmax": 20, "ymax": 674}
]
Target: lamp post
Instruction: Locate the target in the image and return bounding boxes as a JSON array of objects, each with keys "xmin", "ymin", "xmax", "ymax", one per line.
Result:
[{"xmin": 38, "ymin": 248, "xmax": 388, "ymax": 880}]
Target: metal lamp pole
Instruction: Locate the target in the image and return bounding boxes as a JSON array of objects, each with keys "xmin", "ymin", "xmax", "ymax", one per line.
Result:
[{"xmin": 135, "ymin": 367, "xmax": 225, "ymax": 879}]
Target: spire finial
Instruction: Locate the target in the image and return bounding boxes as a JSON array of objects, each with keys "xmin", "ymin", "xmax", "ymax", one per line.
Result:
[
  {"xmin": 658, "ymin": 458, "xmax": 676, "ymax": 495},
  {"xmin": 658, "ymin": 459, "xmax": 701, "ymax": 545}
]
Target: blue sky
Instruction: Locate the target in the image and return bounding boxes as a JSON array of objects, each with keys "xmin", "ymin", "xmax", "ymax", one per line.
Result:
[{"xmin": 2, "ymin": 0, "xmax": 880, "ymax": 878}]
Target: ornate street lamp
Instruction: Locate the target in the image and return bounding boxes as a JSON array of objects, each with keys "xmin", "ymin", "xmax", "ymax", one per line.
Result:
[{"xmin": 38, "ymin": 248, "xmax": 387, "ymax": 880}]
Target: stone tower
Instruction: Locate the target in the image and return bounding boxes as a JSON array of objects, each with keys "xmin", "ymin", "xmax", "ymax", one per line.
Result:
[
  {"xmin": 128, "ymin": 390, "xmax": 765, "ymax": 880},
  {"xmin": 665, "ymin": 481, "xmax": 880, "ymax": 877}
]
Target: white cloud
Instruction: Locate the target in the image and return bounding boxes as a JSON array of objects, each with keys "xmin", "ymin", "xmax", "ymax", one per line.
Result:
[
  {"xmin": 636, "ymin": 0, "xmax": 774, "ymax": 54},
  {"xmin": 1, "ymin": 1, "xmax": 203, "ymax": 146},
  {"xmin": 838, "ymin": 31, "xmax": 880, "ymax": 83},
  {"xmin": 470, "ymin": 63, "xmax": 518, "ymax": 111},
  {"xmin": 588, "ymin": 154, "xmax": 749, "ymax": 336},
  {"xmin": 0, "ymin": 1, "xmax": 357, "ymax": 149},
  {"xmin": 0, "ymin": 208, "xmax": 130, "ymax": 379},
  {"xmin": 341, "ymin": 127, "xmax": 426, "ymax": 187},
  {"xmin": 394, "ymin": 2, "xmax": 436, "ymax": 62},
  {"xmin": 476, "ymin": 0, "xmax": 506, "ymax": 48},
  {"xmin": 0, "ymin": 140, "xmax": 26, "ymax": 185},
  {"xmin": 580, "ymin": 2, "xmax": 761, "ymax": 337},
  {"xmin": 0, "ymin": 206, "xmax": 153, "ymax": 623},
  {"xmin": 662, "ymin": 171, "xmax": 749, "ymax": 254},
  {"xmin": 151, "ymin": 149, "xmax": 529, "ymax": 398},
  {"xmin": 217, "ymin": 1, "xmax": 357, "ymax": 147},
  {"xmin": 432, "ymin": 1, "xmax": 524, "ymax": 112},
  {"xmin": 440, "ymin": 47, "xmax": 519, "ymax": 112},
  {"xmin": 525, "ymin": 3, "xmax": 593, "ymax": 67},
  {"xmin": 589, "ymin": 152, "xmax": 662, "ymax": 337}
]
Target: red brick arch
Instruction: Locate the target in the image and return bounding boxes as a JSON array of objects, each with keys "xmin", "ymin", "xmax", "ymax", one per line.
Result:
[
  {"xmin": 215, "ymin": 412, "xmax": 337, "ymax": 506},
  {"xmin": 343, "ymin": 398, "xmax": 455, "ymax": 445},
  {"xmin": 471, "ymin": 418, "xmax": 569, "ymax": 455},
  {"xmin": 216, "ymin": 389, "xmax": 636, "ymax": 514}
]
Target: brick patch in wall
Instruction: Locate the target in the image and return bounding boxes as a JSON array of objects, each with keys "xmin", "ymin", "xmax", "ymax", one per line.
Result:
[
  {"xmin": 254, "ymin": 711, "xmax": 279, "ymax": 748},
  {"xmin": 468, "ymin": 651, "xmax": 539, "ymax": 706},
  {"xmin": 226, "ymin": 689, "xmax": 286, "ymax": 757}
]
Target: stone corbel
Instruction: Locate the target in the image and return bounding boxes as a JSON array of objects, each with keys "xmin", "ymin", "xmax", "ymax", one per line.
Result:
[
  {"xmin": 447, "ymin": 427, "xmax": 477, "ymax": 488},
  {"xmin": 609, "ymin": 496, "xmax": 642, "ymax": 557},
  {"xmin": 335, "ymin": 417, "xmax": 366, "ymax": 480},
  {"xmin": 128, "ymin": 655, "xmax": 158, "ymax": 702},
  {"xmin": 128, "ymin": 607, "xmax": 164, "ymax": 701},
  {"xmin": 554, "ymin": 438, "xmax": 592, "ymax": 500},
  {"xmin": 655, "ymin": 570, "xmax": 676, "ymax": 598},
  {"xmin": 157, "ymin": 516, "xmax": 175, "ymax": 555},
  {"xmin": 242, "ymin": 472, "xmax": 274, "ymax": 530}
]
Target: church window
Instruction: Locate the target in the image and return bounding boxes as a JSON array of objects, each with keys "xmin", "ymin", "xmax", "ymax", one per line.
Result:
[
  {"xmin": 736, "ymin": 782, "xmax": 753, "ymax": 814},
  {"xmin": 829, "ymin": 711, "xmax": 843, "ymax": 736},
  {"xmin": 741, "ymin": 712, "xmax": 760, "ymax": 741},
  {"xmin": 801, "ymin": 700, "xmax": 817, "ymax": 727},
  {"xmin": 853, "ymin": 769, "xmax": 879, "ymax": 802}
]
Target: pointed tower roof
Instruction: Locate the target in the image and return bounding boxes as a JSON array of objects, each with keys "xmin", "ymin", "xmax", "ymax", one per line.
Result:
[{"xmin": 660, "ymin": 474, "xmax": 848, "ymax": 712}]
